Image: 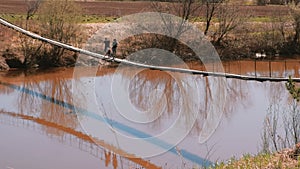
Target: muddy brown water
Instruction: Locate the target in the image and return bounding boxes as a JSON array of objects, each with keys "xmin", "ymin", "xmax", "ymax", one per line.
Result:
[{"xmin": 0, "ymin": 59, "xmax": 299, "ymax": 169}]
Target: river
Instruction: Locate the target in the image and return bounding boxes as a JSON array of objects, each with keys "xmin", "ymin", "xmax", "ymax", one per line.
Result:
[{"xmin": 0, "ymin": 59, "xmax": 299, "ymax": 169}]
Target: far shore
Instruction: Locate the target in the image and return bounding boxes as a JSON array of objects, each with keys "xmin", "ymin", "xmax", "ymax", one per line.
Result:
[{"xmin": 0, "ymin": 1, "xmax": 299, "ymax": 70}]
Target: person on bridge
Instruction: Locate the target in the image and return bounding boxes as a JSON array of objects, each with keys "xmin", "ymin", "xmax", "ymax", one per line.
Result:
[
  {"xmin": 112, "ymin": 39, "xmax": 118, "ymax": 59},
  {"xmin": 103, "ymin": 38, "xmax": 110, "ymax": 52}
]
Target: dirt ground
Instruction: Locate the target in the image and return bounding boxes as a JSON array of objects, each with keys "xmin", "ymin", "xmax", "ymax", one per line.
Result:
[
  {"xmin": 0, "ymin": 0, "xmax": 153, "ymax": 16},
  {"xmin": 0, "ymin": 0, "xmax": 289, "ymax": 17}
]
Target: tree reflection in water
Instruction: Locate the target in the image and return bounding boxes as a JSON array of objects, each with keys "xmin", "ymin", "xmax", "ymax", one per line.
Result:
[
  {"xmin": 129, "ymin": 69, "xmax": 202, "ymax": 133},
  {"xmin": 0, "ymin": 65, "xmax": 256, "ymax": 142},
  {"xmin": 0, "ymin": 70, "xmax": 24, "ymax": 95},
  {"xmin": 223, "ymin": 78, "xmax": 251, "ymax": 117},
  {"xmin": 121, "ymin": 67, "xmax": 258, "ymax": 142},
  {"xmin": 14, "ymin": 69, "xmax": 80, "ymax": 135},
  {"xmin": 117, "ymin": 67, "xmax": 228, "ymax": 142},
  {"xmin": 262, "ymin": 81, "xmax": 300, "ymax": 152}
]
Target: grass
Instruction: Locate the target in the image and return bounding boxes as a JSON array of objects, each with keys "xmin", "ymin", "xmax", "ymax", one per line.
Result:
[
  {"xmin": 210, "ymin": 152, "xmax": 300, "ymax": 169},
  {"xmin": 79, "ymin": 15, "xmax": 117, "ymax": 23},
  {"xmin": 0, "ymin": 14, "xmax": 25, "ymax": 23},
  {"xmin": 1, "ymin": 13, "xmax": 293, "ymax": 24},
  {"xmin": 248, "ymin": 15, "xmax": 293, "ymax": 23},
  {"xmin": 188, "ymin": 16, "xmax": 290, "ymax": 23}
]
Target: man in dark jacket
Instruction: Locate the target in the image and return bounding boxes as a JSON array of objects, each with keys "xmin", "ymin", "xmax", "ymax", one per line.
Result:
[{"xmin": 112, "ymin": 39, "xmax": 118, "ymax": 59}]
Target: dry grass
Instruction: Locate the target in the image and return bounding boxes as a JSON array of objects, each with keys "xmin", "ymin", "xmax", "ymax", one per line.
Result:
[{"xmin": 213, "ymin": 144, "xmax": 300, "ymax": 169}]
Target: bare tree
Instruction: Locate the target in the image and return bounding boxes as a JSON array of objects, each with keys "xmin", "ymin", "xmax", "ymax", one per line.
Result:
[
  {"xmin": 213, "ymin": 2, "xmax": 244, "ymax": 45},
  {"xmin": 276, "ymin": 9, "xmax": 289, "ymax": 43},
  {"xmin": 36, "ymin": 0, "xmax": 83, "ymax": 67},
  {"xmin": 17, "ymin": 0, "xmax": 84, "ymax": 68},
  {"xmin": 290, "ymin": 5, "xmax": 300, "ymax": 43},
  {"xmin": 134, "ymin": 0, "xmax": 202, "ymax": 58},
  {"xmin": 203, "ymin": 0, "xmax": 223, "ymax": 36},
  {"xmin": 20, "ymin": 0, "xmax": 43, "ymax": 67},
  {"xmin": 151, "ymin": 0, "xmax": 201, "ymax": 21},
  {"xmin": 151, "ymin": 0, "xmax": 222, "ymax": 37},
  {"xmin": 25, "ymin": 0, "xmax": 42, "ymax": 21}
]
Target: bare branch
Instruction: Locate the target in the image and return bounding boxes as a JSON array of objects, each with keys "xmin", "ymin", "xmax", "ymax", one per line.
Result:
[{"xmin": 25, "ymin": 0, "xmax": 42, "ymax": 20}]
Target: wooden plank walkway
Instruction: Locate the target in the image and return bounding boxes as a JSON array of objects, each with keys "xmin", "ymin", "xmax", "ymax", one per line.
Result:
[{"xmin": 1, "ymin": 17, "xmax": 300, "ymax": 82}]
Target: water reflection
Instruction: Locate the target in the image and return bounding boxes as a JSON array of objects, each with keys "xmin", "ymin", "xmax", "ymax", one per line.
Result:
[
  {"xmin": 124, "ymin": 68, "xmax": 203, "ymax": 129},
  {"xmin": 0, "ymin": 111, "xmax": 160, "ymax": 169},
  {"xmin": 124, "ymin": 67, "xmax": 250, "ymax": 136},
  {"xmin": 224, "ymin": 78, "xmax": 250, "ymax": 117},
  {"xmin": 0, "ymin": 67, "xmax": 163, "ymax": 168},
  {"xmin": 262, "ymin": 81, "xmax": 300, "ymax": 153},
  {"xmin": 14, "ymin": 69, "xmax": 78, "ymax": 130},
  {"xmin": 71, "ymin": 63, "xmax": 226, "ymax": 166},
  {"xmin": 0, "ymin": 59, "xmax": 300, "ymax": 167},
  {"xmin": 222, "ymin": 60, "xmax": 300, "ymax": 78}
]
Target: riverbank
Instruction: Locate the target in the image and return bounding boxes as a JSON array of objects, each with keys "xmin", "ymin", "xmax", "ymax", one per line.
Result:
[
  {"xmin": 1, "ymin": 20, "xmax": 300, "ymax": 70},
  {"xmin": 0, "ymin": 1, "xmax": 299, "ymax": 69},
  {"xmin": 213, "ymin": 143, "xmax": 300, "ymax": 169}
]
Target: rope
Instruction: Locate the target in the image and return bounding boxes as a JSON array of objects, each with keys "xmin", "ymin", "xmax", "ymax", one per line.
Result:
[{"xmin": 1, "ymin": 17, "xmax": 299, "ymax": 82}]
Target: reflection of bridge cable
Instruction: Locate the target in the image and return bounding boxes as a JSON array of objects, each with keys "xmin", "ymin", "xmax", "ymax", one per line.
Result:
[
  {"xmin": 0, "ymin": 79, "xmax": 213, "ymax": 167},
  {"xmin": 0, "ymin": 17, "xmax": 299, "ymax": 82},
  {"xmin": 0, "ymin": 111, "xmax": 161, "ymax": 169},
  {"xmin": 95, "ymin": 67, "xmax": 125, "ymax": 168},
  {"xmin": 98, "ymin": 101, "xmax": 125, "ymax": 169}
]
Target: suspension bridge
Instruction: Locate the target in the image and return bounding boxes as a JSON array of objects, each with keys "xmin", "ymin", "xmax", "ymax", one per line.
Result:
[{"xmin": 0, "ymin": 17, "xmax": 299, "ymax": 82}]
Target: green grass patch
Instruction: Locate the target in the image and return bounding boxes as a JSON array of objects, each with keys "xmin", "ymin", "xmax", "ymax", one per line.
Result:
[
  {"xmin": 0, "ymin": 14, "xmax": 28, "ymax": 23},
  {"xmin": 212, "ymin": 153, "xmax": 273, "ymax": 169},
  {"xmin": 79, "ymin": 15, "xmax": 117, "ymax": 23},
  {"xmin": 1, "ymin": 13, "xmax": 292, "ymax": 24},
  {"xmin": 248, "ymin": 15, "xmax": 293, "ymax": 22},
  {"xmin": 190, "ymin": 15, "xmax": 293, "ymax": 23}
]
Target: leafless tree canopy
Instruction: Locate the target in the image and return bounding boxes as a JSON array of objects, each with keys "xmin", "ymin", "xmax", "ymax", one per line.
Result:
[
  {"xmin": 25, "ymin": 0, "xmax": 42, "ymax": 20},
  {"xmin": 19, "ymin": 0, "xmax": 84, "ymax": 68}
]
